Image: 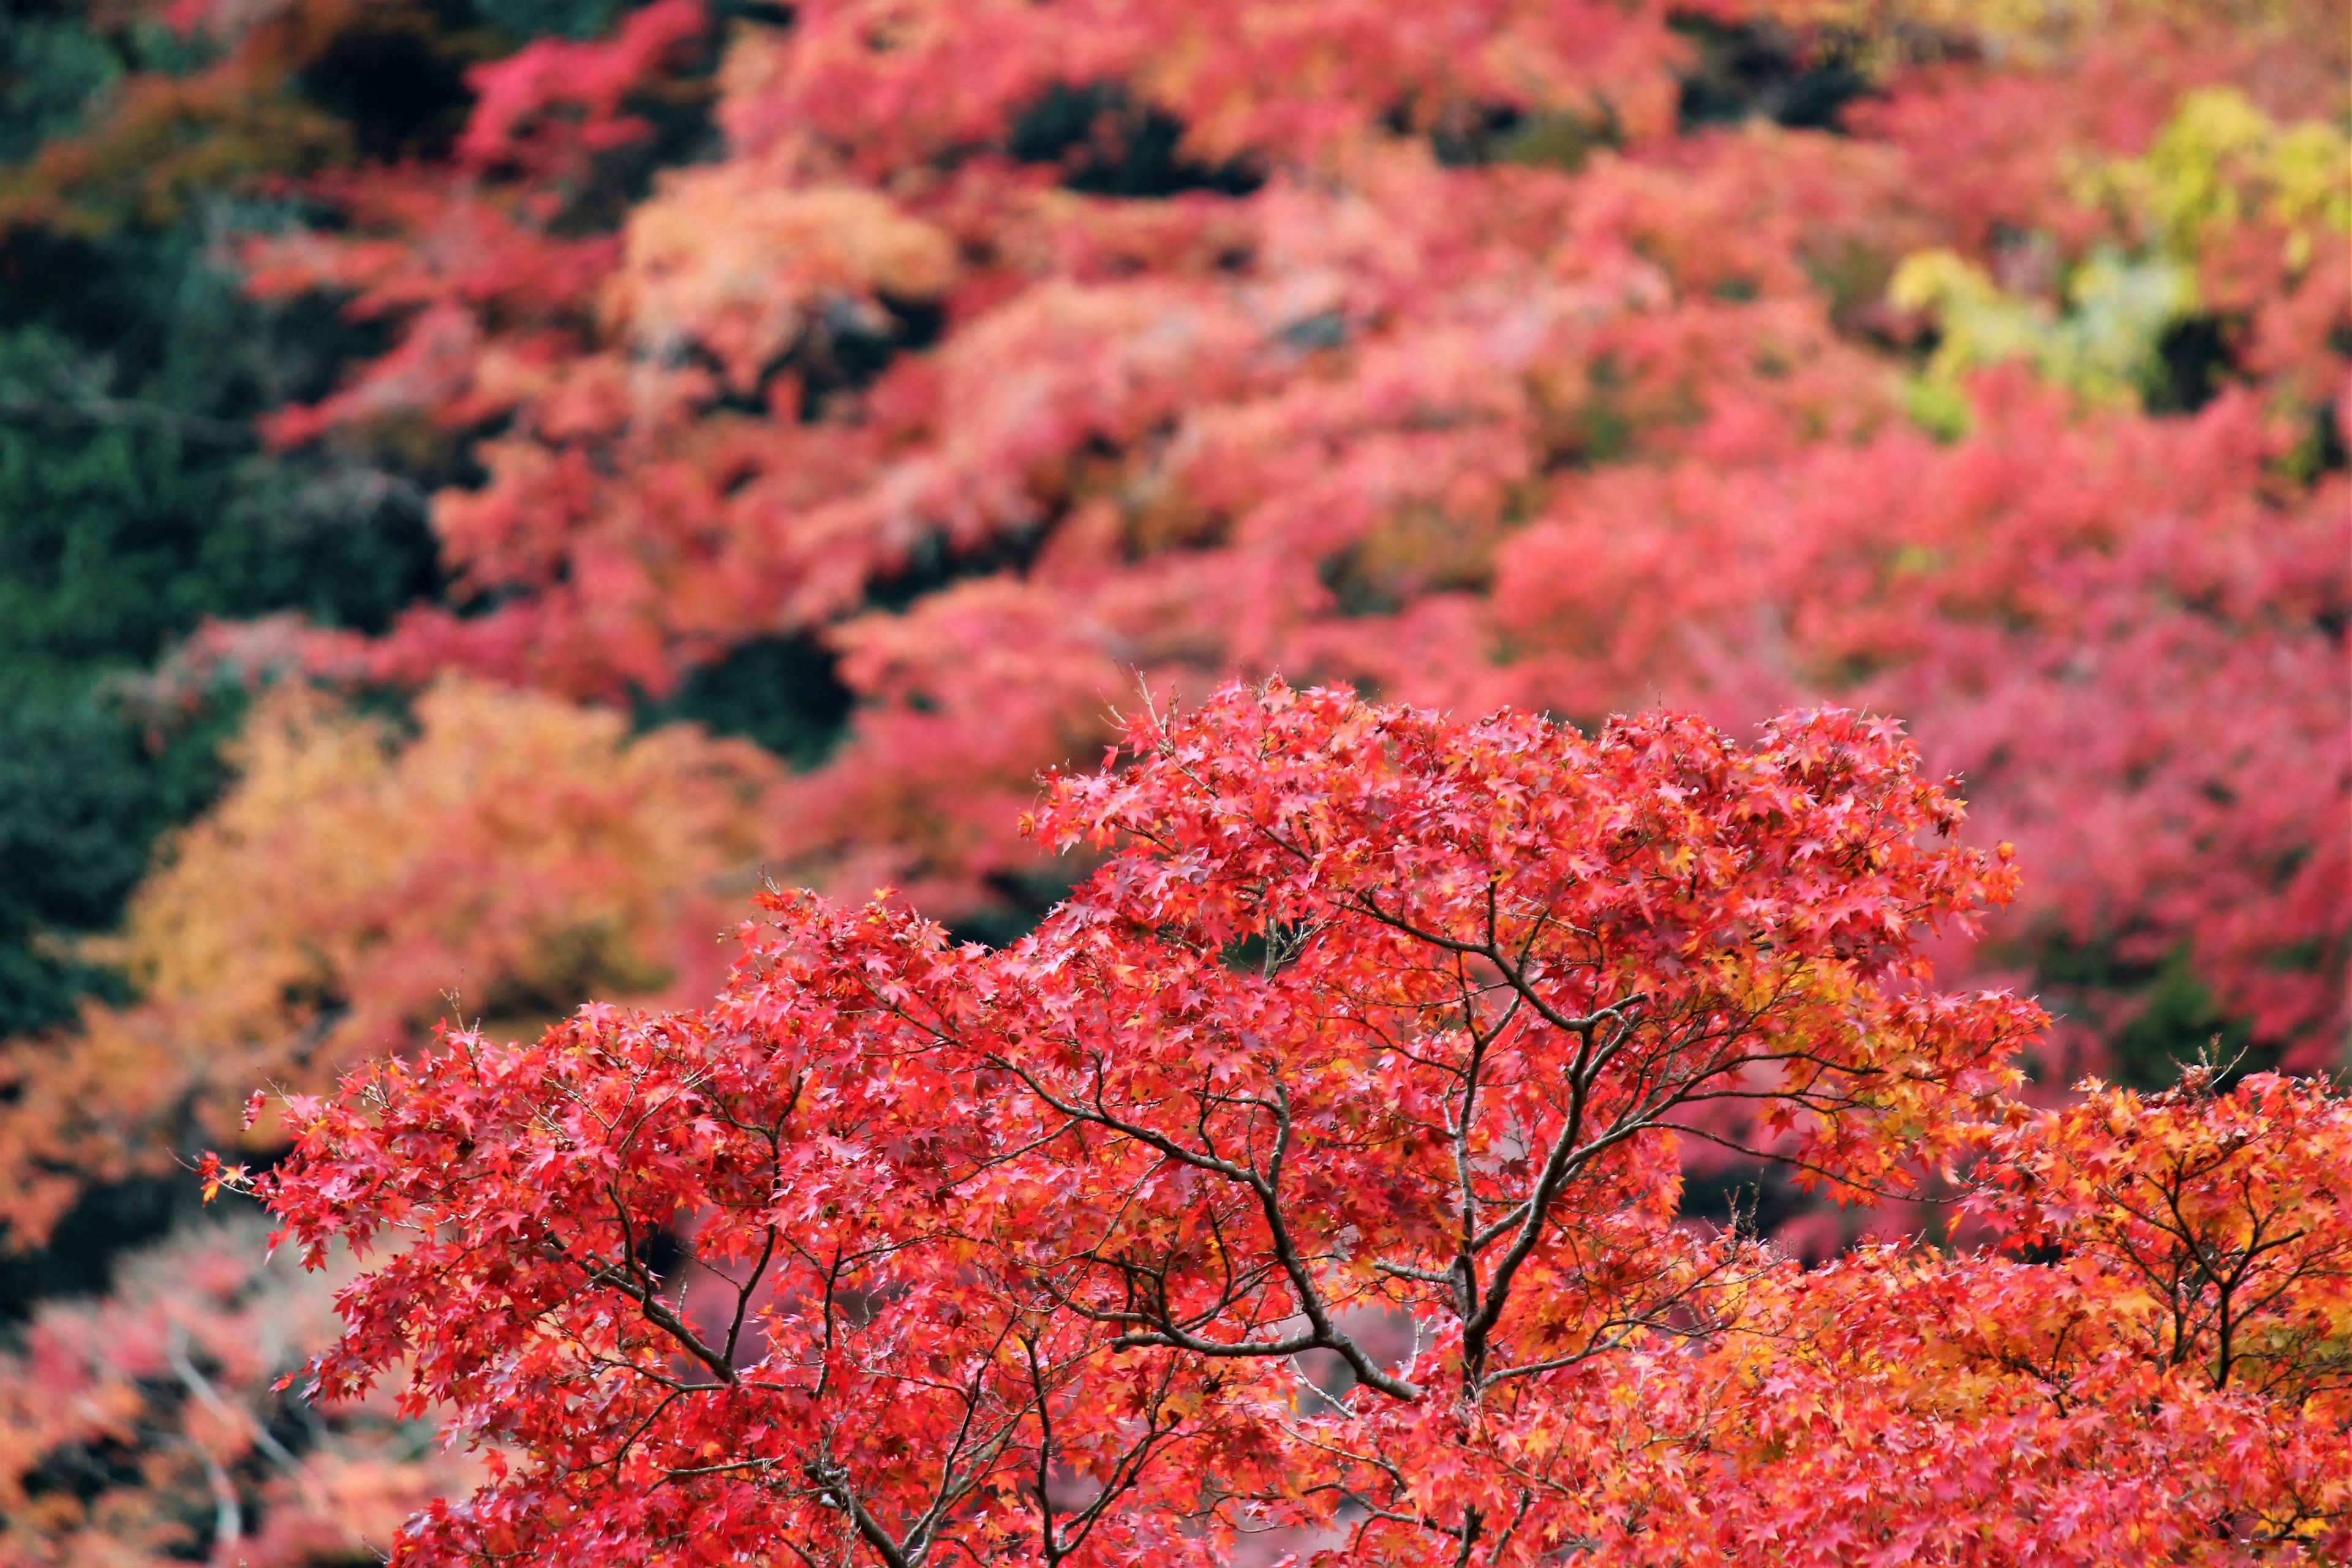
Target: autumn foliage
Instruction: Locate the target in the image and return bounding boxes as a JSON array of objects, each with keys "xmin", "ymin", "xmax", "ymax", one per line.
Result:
[
  {"xmin": 0, "ymin": 677, "xmax": 774, "ymax": 1247},
  {"xmin": 0, "ymin": 1216, "xmax": 478, "ymax": 1566},
  {"xmin": 0, "ymin": 0, "xmax": 2345, "ymax": 1561},
  {"xmin": 214, "ymin": 0, "xmax": 2346, "ymax": 1068},
  {"xmin": 240, "ymin": 684, "xmax": 2350, "ymax": 1564}
]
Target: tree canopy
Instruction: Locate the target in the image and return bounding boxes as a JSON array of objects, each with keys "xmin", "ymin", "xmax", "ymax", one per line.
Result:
[
  {"xmin": 236, "ymin": 683, "xmax": 2350, "ymax": 1565},
  {"xmin": 0, "ymin": 0, "xmax": 2343, "ymax": 1560}
]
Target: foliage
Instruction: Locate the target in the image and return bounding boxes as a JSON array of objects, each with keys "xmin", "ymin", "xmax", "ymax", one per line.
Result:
[
  {"xmin": 0, "ymin": 676, "xmax": 777, "ymax": 1246},
  {"xmin": 197, "ymin": 0, "xmax": 2341, "ymax": 1081},
  {"xmin": 1888, "ymin": 245, "xmax": 2196, "ymax": 419},
  {"xmin": 0, "ymin": 1214, "xmax": 479, "ymax": 1566},
  {"xmin": 236, "ymin": 685, "xmax": 2350, "ymax": 1566},
  {"xmin": 1647, "ymin": 1076, "xmax": 2352, "ymax": 1559},
  {"xmin": 0, "ymin": 0, "xmax": 694, "ymax": 1254},
  {"xmin": 1494, "ymin": 377, "xmax": 2347, "ymax": 1074},
  {"xmin": 0, "ymin": 0, "xmax": 498, "ymax": 1042},
  {"xmin": 0, "ymin": 0, "xmax": 2343, "ymax": 1556},
  {"xmin": 0, "ymin": 213, "xmax": 440, "ymax": 1038},
  {"xmin": 1890, "ymin": 89, "xmax": 2352, "ymax": 427}
]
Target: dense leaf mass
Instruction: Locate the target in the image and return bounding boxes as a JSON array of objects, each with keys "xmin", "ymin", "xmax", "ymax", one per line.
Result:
[
  {"xmin": 211, "ymin": 0, "xmax": 2346, "ymax": 1077},
  {"xmin": 250, "ymin": 685, "xmax": 2348, "ymax": 1565},
  {"xmin": 0, "ymin": 676, "xmax": 777, "ymax": 1246},
  {"xmin": 0, "ymin": 0, "xmax": 2344, "ymax": 1559}
]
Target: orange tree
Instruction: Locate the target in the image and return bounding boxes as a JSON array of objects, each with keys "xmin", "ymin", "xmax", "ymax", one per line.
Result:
[
  {"xmin": 238, "ymin": 684, "xmax": 2350, "ymax": 1565},
  {"xmin": 0, "ymin": 676, "xmax": 777, "ymax": 1245}
]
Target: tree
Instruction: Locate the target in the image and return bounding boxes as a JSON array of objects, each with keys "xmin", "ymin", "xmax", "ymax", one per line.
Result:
[
  {"xmin": 0, "ymin": 675, "xmax": 778, "ymax": 1245},
  {"xmin": 211, "ymin": 0, "xmax": 2345, "ymax": 1081},
  {"xmin": 0, "ymin": 0, "xmax": 695, "ymax": 1044},
  {"xmin": 237, "ymin": 683, "xmax": 2350, "ymax": 1566},
  {"xmin": 0, "ymin": 1, "xmax": 2344, "ymax": 1555}
]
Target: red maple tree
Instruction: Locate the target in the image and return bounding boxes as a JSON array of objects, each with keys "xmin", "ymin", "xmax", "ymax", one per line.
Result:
[{"xmin": 238, "ymin": 684, "xmax": 2351, "ymax": 1566}]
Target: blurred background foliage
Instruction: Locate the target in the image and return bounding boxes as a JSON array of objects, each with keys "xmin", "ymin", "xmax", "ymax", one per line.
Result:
[{"xmin": 0, "ymin": 2, "xmax": 819, "ymax": 1337}]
